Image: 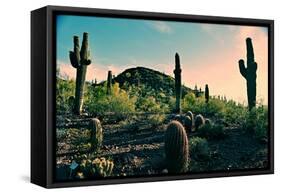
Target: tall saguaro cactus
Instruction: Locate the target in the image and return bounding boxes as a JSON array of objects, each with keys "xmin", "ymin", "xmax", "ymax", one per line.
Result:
[
  {"xmin": 174, "ymin": 53, "xmax": 182, "ymax": 113},
  {"xmin": 69, "ymin": 32, "xmax": 91, "ymax": 115},
  {"xmin": 107, "ymin": 70, "xmax": 112, "ymax": 95},
  {"xmin": 238, "ymin": 38, "xmax": 257, "ymax": 110},
  {"xmin": 205, "ymin": 84, "xmax": 209, "ymax": 103}
]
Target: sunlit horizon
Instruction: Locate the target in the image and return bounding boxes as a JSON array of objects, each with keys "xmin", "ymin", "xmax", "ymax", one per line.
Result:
[{"xmin": 56, "ymin": 15, "xmax": 268, "ymax": 105}]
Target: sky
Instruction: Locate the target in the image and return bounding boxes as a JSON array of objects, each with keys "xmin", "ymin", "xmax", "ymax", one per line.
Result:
[{"xmin": 56, "ymin": 15, "xmax": 268, "ymax": 105}]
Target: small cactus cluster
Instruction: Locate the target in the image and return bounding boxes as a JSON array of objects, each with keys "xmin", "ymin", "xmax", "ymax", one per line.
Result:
[
  {"xmin": 89, "ymin": 118, "xmax": 103, "ymax": 151},
  {"xmin": 195, "ymin": 114, "xmax": 205, "ymax": 130},
  {"xmin": 173, "ymin": 114, "xmax": 192, "ymax": 134},
  {"xmin": 164, "ymin": 121, "xmax": 189, "ymax": 173},
  {"xmin": 69, "ymin": 32, "xmax": 92, "ymax": 115},
  {"xmin": 77, "ymin": 157, "xmax": 114, "ymax": 178}
]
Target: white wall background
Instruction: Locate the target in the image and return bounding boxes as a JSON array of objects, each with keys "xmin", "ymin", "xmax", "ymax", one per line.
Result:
[{"xmin": 0, "ymin": 0, "xmax": 278, "ymax": 193}]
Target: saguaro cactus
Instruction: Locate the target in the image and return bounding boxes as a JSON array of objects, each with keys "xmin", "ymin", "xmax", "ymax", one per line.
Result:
[
  {"xmin": 69, "ymin": 32, "xmax": 91, "ymax": 115},
  {"xmin": 107, "ymin": 70, "xmax": 112, "ymax": 95},
  {"xmin": 238, "ymin": 38, "xmax": 257, "ymax": 110},
  {"xmin": 174, "ymin": 53, "xmax": 182, "ymax": 113},
  {"xmin": 205, "ymin": 84, "xmax": 209, "ymax": 103}
]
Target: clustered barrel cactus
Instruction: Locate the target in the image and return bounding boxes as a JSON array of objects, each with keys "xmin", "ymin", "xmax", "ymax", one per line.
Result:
[
  {"xmin": 107, "ymin": 70, "xmax": 112, "ymax": 95},
  {"xmin": 238, "ymin": 37, "xmax": 257, "ymax": 110},
  {"xmin": 69, "ymin": 32, "xmax": 92, "ymax": 115},
  {"xmin": 89, "ymin": 118, "xmax": 103, "ymax": 151},
  {"xmin": 164, "ymin": 121, "xmax": 189, "ymax": 173},
  {"xmin": 205, "ymin": 84, "xmax": 209, "ymax": 103},
  {"xmin": 77, "ymin": 157, "xmax": 114, "ymax": 178},
  {"xmin": 174, "ymin": 53, "xmax": 182, "ymax": 113}
]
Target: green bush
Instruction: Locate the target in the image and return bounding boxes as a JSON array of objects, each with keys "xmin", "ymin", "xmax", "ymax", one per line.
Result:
[
  {"xmin": 85, "ymin": 83, "xmax": 136, "ymax": 115},
  {"xmin": 148, "ymin": 114, "xmax": 166, "ymax": 127},
  {"xmin": 202, "ymin": 98, "xmax": 226, "ymax": 118},
  {"xmin": 182, "ymin": 94, "xmax": 226, "ymax": 118},
  {"xmin": 242, "ymin": 106, "xmax": 268, "ymax": 142},
  {"xmin": 224, "ymin": 100, "xmax": 248, "ymax": 125},
  {"xmin": 136, "ymin": 96, "xmax": 162, "ymax": 113},
  {"xmin": 56, "ymin": 78, "xmax": 76, "ymax": 114},
  {"xmin": 197, "ymin": 123, "xmax": 226, "ymax": 140},
  {"xmin": 189, "ymin": 137, "xmax": 209, "ymax": 160}
]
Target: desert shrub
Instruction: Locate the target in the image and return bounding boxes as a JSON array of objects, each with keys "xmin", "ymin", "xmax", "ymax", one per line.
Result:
[
  {"xmin": 136, "ymin": 96, "xmax": 162, "ymax": 113},
  {"xmin": 56, "ymin": 78, "xmax": 76, "ymax": 114},
  {"xmin": 202, "ymin": 98, "xmax": 226, "ymax": 118},
  {"xmin": 85, "ymin": 83, "xmax": 136, "ymax": 115},
  {"xmin": 242, "ymin": 106, "xmax": 268, "ymax": 142},
  {"xmin": 182, "ymin": 92, "xmax": 196, "ymax": 111},
  {"xmin": 182, "ymin": 94, "xmax": 226, "ymax": 118},
  {"xmin": 182, "ymin": 93, "xmax": 205, "ymax": 114},
  {"xmin": 148, "ymin": 113, "xmax": 166, "ymax": 127},
  {"xmin": 224, "ymin": 100, "xmax": 248, "ymax": 125},
  {"xmin": 197, "ymin": 123, "xmax": 226, "ymax": 140},
  {"xmin": 189, "ymin": 137, "xmax": 209, "ymax": 160}
]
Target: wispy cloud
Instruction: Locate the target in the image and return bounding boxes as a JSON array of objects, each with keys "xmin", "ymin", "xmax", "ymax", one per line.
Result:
[{"xmin": 149, "ymin": 21, "xmax": 172, "ymax": 34}]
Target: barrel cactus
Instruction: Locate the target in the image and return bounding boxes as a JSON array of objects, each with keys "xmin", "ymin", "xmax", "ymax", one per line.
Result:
[
  {"xmin": 205, "ymin": 118, "xmax": 212, "ymax": 126},
  {"xmin": 69, "ymin": 32, "xmax": 92, "ymax": 115},
  {"xmin": 173, "ymin": 114, "xmax": 192, "ymax": 134},
  {"xmin": 89, "ymin": 118, "xmax": 103, "ymax": 151},
  {"xmin": 164, "ymin": 121, "xmax": 189, "ymax": 173},
  {"xmin": 185, "ymin": 115, "xmax": 193, "ymax": 134},
  {"xmin": 186, "ymin": 111, "xmax": 194, "ymax": 125},
  {"xmin": 195, "ymin": 114, "xmax": 205, "ymax": 130},
  {"xmin": 238, "ymin": 37, "xmax": 257, "ymax": 110}
]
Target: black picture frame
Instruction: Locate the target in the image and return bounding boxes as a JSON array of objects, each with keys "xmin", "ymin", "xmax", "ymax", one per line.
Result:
[{"xmin": 31, "ymin": 5, "xmax": 274, "ymax": 188}]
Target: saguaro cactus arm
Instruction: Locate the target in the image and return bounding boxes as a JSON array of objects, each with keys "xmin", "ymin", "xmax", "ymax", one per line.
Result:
[
  {"xmin": 69, "ymin": 36, "xmax": 80, "ymax": 68},
  {"xmin": 80, "ymin": 33, "xmax": 91, "ymax": 65}
]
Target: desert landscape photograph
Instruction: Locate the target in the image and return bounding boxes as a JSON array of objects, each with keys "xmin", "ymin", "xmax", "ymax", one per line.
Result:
[{"xmin": 55, "ymin": 15, "xmax": 269, "ymax": 181}]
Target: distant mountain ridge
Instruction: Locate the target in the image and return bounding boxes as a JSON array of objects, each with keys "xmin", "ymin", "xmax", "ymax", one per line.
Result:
[{"xmin": 112, "ymin": 66, "xmax": 192, "ymax": 97}]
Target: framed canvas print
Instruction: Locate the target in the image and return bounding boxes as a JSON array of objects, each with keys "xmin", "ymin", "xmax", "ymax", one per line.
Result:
[{"xmin": 31, "ymin": 5, "xmax": 274, "ymax": 188}]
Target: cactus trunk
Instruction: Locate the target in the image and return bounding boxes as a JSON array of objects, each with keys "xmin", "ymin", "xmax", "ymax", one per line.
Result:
[
  {"xmin": 174, "ymin": 53, "xmax": 182, "ymax": 113},
  {"xmin": 107, "ymin": 70, "xmax": 112, "ymax": 95},
  {"xmin": 69, "ymin": 32, "xmax": 92, "ymax": 115},
  {"xmin": 238, "ymin": 38, "xmax": 257, "ymax": 110},
  {"xmin": 74, "ymin": 65, "xmax": 87, "ymax": 114},
  {"xmin": 205, "ymin": 84, "xmax": 209, "ymax": 103}
]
